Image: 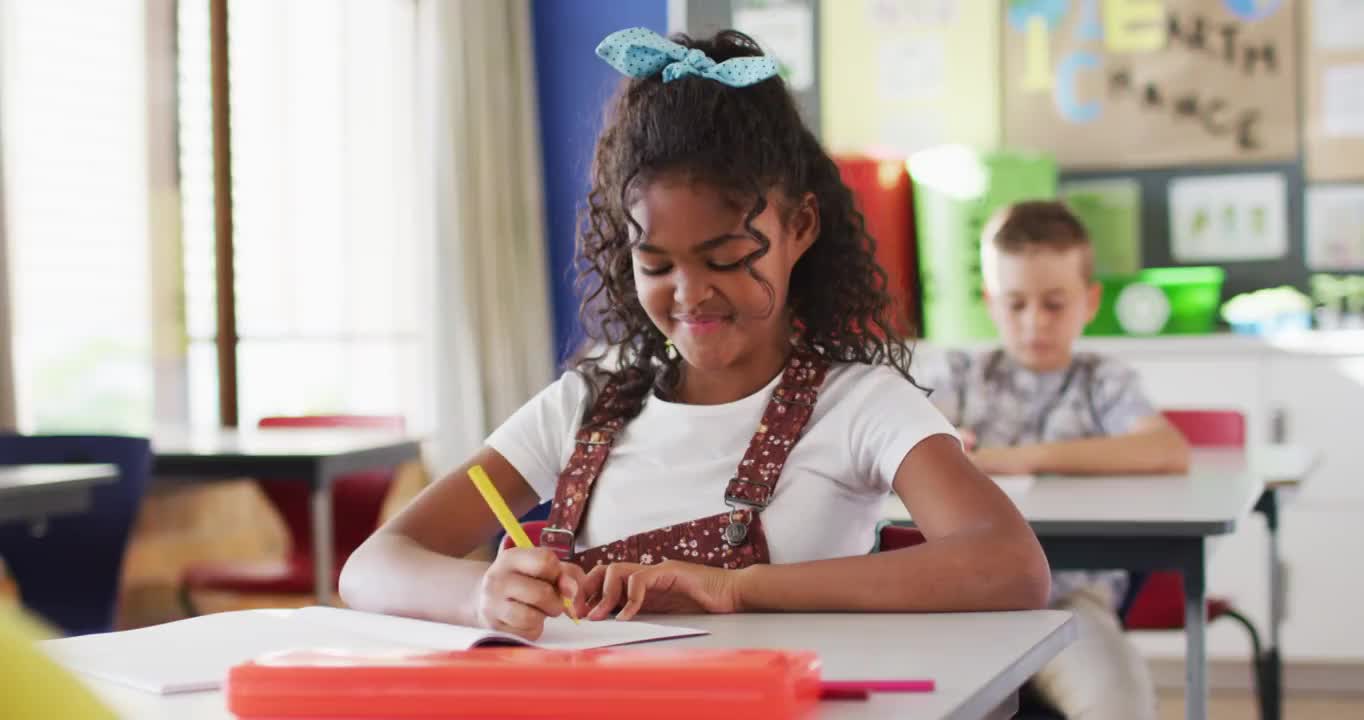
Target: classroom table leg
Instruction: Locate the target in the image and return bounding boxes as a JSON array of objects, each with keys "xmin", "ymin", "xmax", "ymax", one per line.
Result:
[
  {"xmin": 1184, "ymin": 539, "xmax": 1207, "ymax": 720},
  {"xmin": 311, "ymin": 468, "xmax": 335, "ymax": 606},
  {"xmin": 1257, "ymin": 488, "xmax": 1284, "ymax": 720},
  {"xmin": 905, "ymin": 528, "xmax": 1228, "ymax": 719}
]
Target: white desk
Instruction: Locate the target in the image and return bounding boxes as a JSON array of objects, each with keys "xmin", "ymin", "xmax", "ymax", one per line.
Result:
[
  {"xmin": 1254, "ymin": 444, "xmax": 1318, "ymax": 489},
  {"xmin": 0, "ymin": 464, "xmax": 118, "ymax": 526},
  {"xmin": 883, "ymin": 446, "xmax": 1315, "ymax": 720},
  {"xmin": 152, "ymin": 428, "xmax": 422, "ymax": 604},
  {"xmin": 84, "ymin": 610, "xmax": 1076, "ymax": 720},
  {"xmin": 666, "ymin": 612, "xmax": 1076, "ymax": 720},
  {"xmin": 887, "ymin": 449, "xmax": 1264, "ymax": 536}
]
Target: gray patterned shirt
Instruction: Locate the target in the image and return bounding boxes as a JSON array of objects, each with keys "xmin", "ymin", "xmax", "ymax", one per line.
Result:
[{"xmin": 915, "ymin": 348, "xmax": 1158, "ymax": 609}]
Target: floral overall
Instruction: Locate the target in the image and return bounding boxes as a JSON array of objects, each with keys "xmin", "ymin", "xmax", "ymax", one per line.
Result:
[{"xmin": 540, "ymin": 349, "xmax": 831, "ymax": 571}]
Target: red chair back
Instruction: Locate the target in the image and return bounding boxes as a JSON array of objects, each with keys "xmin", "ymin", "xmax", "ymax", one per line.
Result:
[
  {"xmin": 1161, "ymin": 410, "xmax": 1246, "ymax": 449},
  {"xmin": 834, "ymin": 156, "xmax": 919, "ymax": 327},
  {"xmin": 257, "ymin": 415, "xmax": 405, "ymax": 564},
  {"xmin": 499, "ymin": 520, "xmax": 551, "ymax": 555},
  {"xmin": 875, "ymin": 525, "xmax": 926, "ymax": 552}
]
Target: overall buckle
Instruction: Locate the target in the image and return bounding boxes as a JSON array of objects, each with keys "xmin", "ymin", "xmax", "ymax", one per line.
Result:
[{"xmin": 539, "ymin": 526, "xmax": 576, "ymax": 559}]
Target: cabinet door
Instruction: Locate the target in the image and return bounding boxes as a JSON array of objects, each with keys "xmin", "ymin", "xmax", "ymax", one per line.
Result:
[
  {"xmin": 1261, "ymin": 356, "xmax": 1364, "ymax": 663},
  {"xmin": 1127, "ymin": 504, "xmax": 1364, "ymax": 664},
  {"xmin": 1267, "ymin": 356, "xmax": 1364, "ymax": 502},
  {"xmin": 1277, "ymin": 505, "xmax": 1364, "ymax": 661}
]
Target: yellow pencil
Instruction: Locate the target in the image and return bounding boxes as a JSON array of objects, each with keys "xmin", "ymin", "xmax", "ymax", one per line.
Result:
[{"xmin": 468, "ymin": 465, "xmax": 579, "ymax": 624}]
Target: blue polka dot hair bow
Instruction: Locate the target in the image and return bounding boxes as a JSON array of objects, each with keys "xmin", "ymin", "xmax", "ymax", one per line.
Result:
[{"xmin": 595, "ymin": 27, "xmax": 778, "ymax": 88}]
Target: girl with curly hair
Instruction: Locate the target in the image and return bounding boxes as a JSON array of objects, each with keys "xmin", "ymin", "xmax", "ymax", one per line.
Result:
[{"xmin": 341, "ymin": 28, "xmax": 1049, "ymax": 640}]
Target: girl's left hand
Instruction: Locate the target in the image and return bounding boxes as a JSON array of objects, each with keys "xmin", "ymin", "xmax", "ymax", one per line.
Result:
[{"xmin": 579, "ymin": 560, "xmax": 743, "ymax": 621}]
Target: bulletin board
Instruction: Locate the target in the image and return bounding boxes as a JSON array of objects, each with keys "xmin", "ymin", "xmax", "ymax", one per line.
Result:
[
  {"xmin": 1002, "ymin": 0, "xmax": 1300, "ymax": 170},
  {"xmin": 819, "ymin": 0, "xmax": 1001, "ymax": 156},
  {"xmin": 688, "ymin": 0, "xmax": 823, "ymax": 134},
  {"xmin": 1303, "ymin": 0, "xmax": 1364, "ymax": 182},
  {"xmin": 1061, "ymin": 163, "xmax": 1310, "ymax": 306},
  {"xmin": 678, "ymin": 0, "xmax": 1353, "ymax": 312}
]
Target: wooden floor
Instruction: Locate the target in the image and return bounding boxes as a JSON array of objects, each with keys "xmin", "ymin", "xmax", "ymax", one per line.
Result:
[{"xmin": 1157, "ymin": 690, "xmax": 1364, "ymax": 719}]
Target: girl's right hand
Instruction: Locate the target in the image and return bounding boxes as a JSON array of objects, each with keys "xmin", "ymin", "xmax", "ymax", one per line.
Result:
[
  {"xmin": 957, "ymin": 427, "xmax": 978, "ymax": 453},
  {"xmin": 475, "ymin": 547, "xmax": 585, "ymax": 641}
]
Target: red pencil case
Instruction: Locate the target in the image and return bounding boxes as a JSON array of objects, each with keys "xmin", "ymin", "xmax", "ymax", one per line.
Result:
[{"xmin": 226, "ymin": 646, "xmax": 822, "ymax": 719}]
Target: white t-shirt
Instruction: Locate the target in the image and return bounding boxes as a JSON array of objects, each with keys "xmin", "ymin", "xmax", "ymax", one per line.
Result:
[{"xmin": 486, "ymin": 362, "xmax": 956, "ymax": 564}]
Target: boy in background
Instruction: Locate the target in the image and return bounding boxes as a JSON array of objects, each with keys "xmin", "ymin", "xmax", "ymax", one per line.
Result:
[{"xmin": 918, "ymin": 200, "xmax": 1191, "ymax": 720}]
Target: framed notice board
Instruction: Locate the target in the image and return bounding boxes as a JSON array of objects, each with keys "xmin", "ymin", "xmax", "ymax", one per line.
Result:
[
  {"xmin": 1002, "ymin": 0, "xmax": 1300, "ymax": 170},
  {"xmin": 1304, "ymin": 0, "xmax": 1364, "ymax": 182}
]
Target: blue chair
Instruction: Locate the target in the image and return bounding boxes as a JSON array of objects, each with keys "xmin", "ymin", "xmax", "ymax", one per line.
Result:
[{"xmin": 0, "ymin": 435, "xmax": 152, "ymax": 635}]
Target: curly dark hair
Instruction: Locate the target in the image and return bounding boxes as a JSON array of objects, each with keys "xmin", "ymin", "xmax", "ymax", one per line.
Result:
[{"xmin": 573, "ymin": 29, "xmax": 916, "ymax": 423}]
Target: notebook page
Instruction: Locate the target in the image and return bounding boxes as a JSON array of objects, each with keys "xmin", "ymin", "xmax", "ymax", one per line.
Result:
[
  {"xmin": 525, "ymin": 614, "xmax": 708, "ymax": 649},
  {"xmin": 295, "ymin": 606, "xmax": 707, "ymax": 651},
  {"xmin": 41, "ymin": 610, "xmax": 406, "ymax": 694},
  {"xmin": 44, "ymin": 608, "xmax": 708, "ymax": 694},
  {"xmin": 292, "ymin": 606, "xmax": 510, "ymax": 650}
]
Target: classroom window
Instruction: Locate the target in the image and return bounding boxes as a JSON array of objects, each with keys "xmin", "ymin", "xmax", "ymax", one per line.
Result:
[
  {"xmin": 177, "ymin": 0, "xmax": 432, "ymax": 430},
  {"xmin": 0, "ymin": 0, "xmax": 153, "ymax": 433}
]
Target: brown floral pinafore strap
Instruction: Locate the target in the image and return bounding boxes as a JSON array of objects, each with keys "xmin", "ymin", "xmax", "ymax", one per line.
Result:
[{"xmin": 541, "ymin": 349, "xmax": 830, "ymax": 570}]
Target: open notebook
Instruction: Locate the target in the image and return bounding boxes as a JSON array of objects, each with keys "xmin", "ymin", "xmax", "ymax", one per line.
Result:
[{"xmin": 40, "ymin": 606, "xmax": 707, "ymax": 695}]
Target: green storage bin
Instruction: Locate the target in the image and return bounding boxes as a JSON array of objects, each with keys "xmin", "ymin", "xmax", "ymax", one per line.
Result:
[
  {"xmin": 909, "ymin": 146, "xmax": 1058, "ymax": 343},
  {"xmin": 1086, "ymin": 267, "xmax": 1225, "ymax": 336},
  {"xmin": 1060, "ymin": 179, "xmax": 1142, "ymax": 276}
]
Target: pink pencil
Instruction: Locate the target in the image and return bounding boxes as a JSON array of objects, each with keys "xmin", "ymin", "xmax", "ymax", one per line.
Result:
[{"xmin": 820, "ymin": 679, "xmax": 936, "ymax": 698}]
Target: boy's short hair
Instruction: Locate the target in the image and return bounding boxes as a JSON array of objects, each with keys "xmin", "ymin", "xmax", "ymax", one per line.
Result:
[{"xmin": 982, "ymin": 200, "xmax": 1095, "ymax": 283}]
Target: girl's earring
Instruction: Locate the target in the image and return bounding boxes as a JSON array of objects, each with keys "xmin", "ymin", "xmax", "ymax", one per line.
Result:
[{"xmin": 664, "ymin": 338, "xmax": 678, "ymax": 360}]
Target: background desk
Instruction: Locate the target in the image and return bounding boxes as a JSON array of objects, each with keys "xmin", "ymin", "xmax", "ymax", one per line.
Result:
[
  {"xmin": 152, "ymin": 428, "xmax": 422, "ymax": 605},
  {"xmin": 0, "ymin": 464, "xmax": 118, "ymax": 526},
  {"xmin": 883, "ymin": 448, "xmax": 1274, "ymax": 720}
]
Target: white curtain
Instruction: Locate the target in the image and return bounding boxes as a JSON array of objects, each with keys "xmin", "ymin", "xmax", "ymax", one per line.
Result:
[{"xmin": 419, "ymin": 0, "xmax": 555, "ymax": 473}]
